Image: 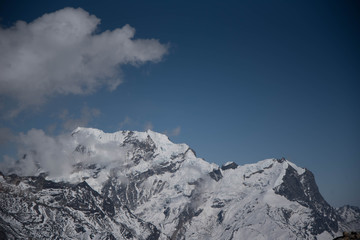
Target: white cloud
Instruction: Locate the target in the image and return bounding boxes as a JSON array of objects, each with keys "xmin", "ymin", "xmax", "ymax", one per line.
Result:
[
  {"xmin": 0, "ymin": 128, "xmax": 128, "ymax": 178},
  {"xmin": 0, "ymin": 126, "xmax": 181, "ymax": 181},
  {"xmin": 0, "ymin": 7, "xmax": 168, "ymax": 117},
  {"xmin": 1, "ymin": 129, "xmax": 75, "ymax": 177}
]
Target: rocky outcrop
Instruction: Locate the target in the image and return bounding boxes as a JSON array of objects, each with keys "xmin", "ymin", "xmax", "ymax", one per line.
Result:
[
  {"xmin": 274, "ymin": 165, "xmax": 339, "ymax": 235},
  {"xmin": 334, "ymin": 232, "xmax": 360, "ymax": 240}
]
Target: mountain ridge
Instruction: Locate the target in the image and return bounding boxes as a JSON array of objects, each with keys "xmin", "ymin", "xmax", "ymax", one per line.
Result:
[{"xmin": 0, "ymin": 127, "xmax": 359, "ymax": 239}]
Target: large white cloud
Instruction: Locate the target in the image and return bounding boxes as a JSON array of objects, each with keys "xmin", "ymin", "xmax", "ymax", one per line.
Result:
[
  {"xmin": 0, "ymin": 7, "xmax": 168, "ymax": 116},
  {"xmin": 1, "ymin": 129, "xmax": 75, "ymax": 177},
  {"xmin": 0, "ymin": 128, "xmax": 128, "ymax": 178}
]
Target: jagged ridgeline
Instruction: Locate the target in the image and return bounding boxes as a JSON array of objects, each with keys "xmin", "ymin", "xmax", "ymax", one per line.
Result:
[{"xmin": 0, "ymin": 128, "xmax": 359, "ymax": 239}]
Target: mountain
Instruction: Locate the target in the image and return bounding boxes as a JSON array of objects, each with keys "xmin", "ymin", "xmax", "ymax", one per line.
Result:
[
  {"xmin": 0, "ymin": 173, "xmax": 162, "ymax": 239},
  {"xmin": 337, "ymin": 205, "xmax": 360, "ymax": 233},
  {"xmin": 0, "ymin": 127, "xmax": 358, "ymax": 239}
]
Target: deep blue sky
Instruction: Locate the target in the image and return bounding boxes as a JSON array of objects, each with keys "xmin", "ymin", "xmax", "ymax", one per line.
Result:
[{"xmin": 0, "ymin": 0, "xmax": 359, "ymax": 207}]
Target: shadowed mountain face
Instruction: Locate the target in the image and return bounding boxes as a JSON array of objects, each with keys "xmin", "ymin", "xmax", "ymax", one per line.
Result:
[
  {"xmin": 274, "ymin": 163, "xmax": 339, "ymax": 235},
  {"xmin": 0, "ymin": 128, "xmax": 358, "ymax": 240}
]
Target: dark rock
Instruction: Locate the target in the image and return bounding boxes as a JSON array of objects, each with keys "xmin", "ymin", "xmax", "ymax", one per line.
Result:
[
  {"xmin": 75, "ymin": 144, "xmax": 87, "ymax": 153},
  {"xmin": 163, "ymin": 207, "xmax": 170, "ymax": 219},
  {"xmin": 333, "ymin": 231, "xmax": 360, "ymax": 240},
  {"xmin": 103, "ymin": 197, "xmax": 115, "ymax": 217},
  {"xmin": 185, "ymin": 147, "xmax": 197, "ymax": 157},
  {"xmin": 274, "ymin": 165, "xmax": 339, "ymax": 235},
  {"xmin": 221, "ymin": 162, "xmax": 238, "ymax": 170},
  {"xmin": 211, "ymin": 199, "xmax": 225, "ymax": 208},
  {"xmin": 245, "ymin": 169, "xmax": 264, "ymax": 179},
  {"xmin": 217, "ymin": 210, "xmax": 224, "ymax": 224},
  {"xmin": 209, "ymin": 168, "xmax": 223, "ymax": 182},
  {"xmin": 0, "ymin": 226, "xmax": 8, "ymax": 240},
  {"xmin": 194, "ymin": 209, "xmax": 203, "ymax": 216},
  {"xmin": 75, "ymin": 224, "xmax": 86, "ymax": 233}
]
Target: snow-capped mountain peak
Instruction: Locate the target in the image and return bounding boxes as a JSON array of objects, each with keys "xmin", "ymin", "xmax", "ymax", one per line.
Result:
[{"xmin": 0, "ymin": 127, "xmax": 358, "ymax": 240}]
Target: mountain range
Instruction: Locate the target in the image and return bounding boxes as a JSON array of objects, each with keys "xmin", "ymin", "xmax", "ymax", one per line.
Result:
[{"xmin": 0, "ymin": 127, "xmax": 359, "ymax": 239}]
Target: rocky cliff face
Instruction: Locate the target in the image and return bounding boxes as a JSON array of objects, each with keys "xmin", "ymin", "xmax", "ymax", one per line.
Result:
[
  {"xmin": 274, "ymin": 162, "xmax": 339, "ymax": 235},
  {"xmin": 0, "ymin": 127, "xmax": 358, "ymax": 240}
]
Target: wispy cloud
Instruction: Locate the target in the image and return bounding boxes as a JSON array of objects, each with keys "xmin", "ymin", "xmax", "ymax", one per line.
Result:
[
  {"xmin": 164, "ymin": 126, "xmax": 181, "ymax": 137},
  {"xmin": 118, "ymin": 116, "xmax": 132, "ymax": 129},
  {"xmin": 0, "ymin": 127, "xmax": 15, "ymax": 145},
  {"xmin": 144, "ymin": 122, "xmax": 154, "ymax": 131},
  {"xmin": 0, "ymin": 7, "xmax": 168, "ymax": 117},
  {"xmin": 59, "ymin": 105, "xmax": 100, "ymax": 131}
]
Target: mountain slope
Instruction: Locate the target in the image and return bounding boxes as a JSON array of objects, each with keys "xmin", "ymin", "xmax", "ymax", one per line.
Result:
[
  {"xmin": 0, "ymin": 127, "xmax": 358, "ymax": 239},
  {"xmin": 0, "ymin": 173, "xmax": 163, "ymax": 240},
  {"xmin": 337, "ymin": 205, "xmax": 360, "ymax": 232}
]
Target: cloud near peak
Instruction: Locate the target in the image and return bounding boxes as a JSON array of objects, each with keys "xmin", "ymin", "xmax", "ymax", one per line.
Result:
[{"xmin": 0, "ymin": 7, "xmax": 168, "ymax": 116}]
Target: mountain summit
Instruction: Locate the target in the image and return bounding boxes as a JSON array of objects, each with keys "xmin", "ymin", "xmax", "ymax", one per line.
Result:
[{"xmin": 0, "ymin": 127, "xmax": 358, "ymax": 239}]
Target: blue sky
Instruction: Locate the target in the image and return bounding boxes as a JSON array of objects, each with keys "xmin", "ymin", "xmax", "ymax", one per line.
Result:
[{"xmin": 0, "ymin": 0, "xmax": 359, "ymax": 207}]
